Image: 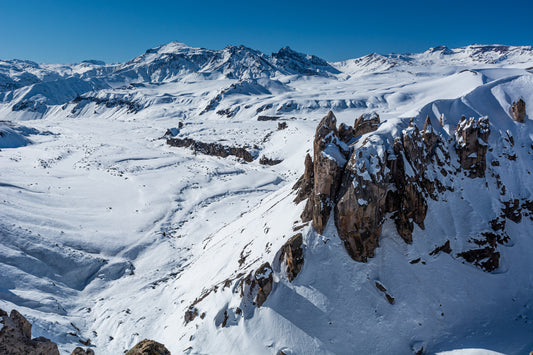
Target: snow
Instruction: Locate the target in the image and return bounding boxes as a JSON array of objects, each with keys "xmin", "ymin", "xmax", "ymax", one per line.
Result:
[{"xmin": 0, "ymin": 42, "xmax": 532, "ymax": 354}]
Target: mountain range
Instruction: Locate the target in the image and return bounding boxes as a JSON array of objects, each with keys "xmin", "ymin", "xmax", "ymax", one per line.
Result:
[{"xmin": 0, "ymin": 42, "xmax": 532, "ymax": 354}]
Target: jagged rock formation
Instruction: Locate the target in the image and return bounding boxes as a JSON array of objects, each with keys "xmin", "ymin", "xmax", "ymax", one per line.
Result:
[
  {"xmin": 279, "ymin": 233, "xmax": 304, "ymax": 282},
  {"xmin": 295, "ymin": 111, "xmax": 494, "ymax": 262},
  {"xmin": 304, "ymin": 111, "xmax": 348, "ymax": 234},
  {"xmin": 511, "ymin": 98, "xmax": 526, "ymax": 123},
  {"xmin": 167, "ymin": 136, "xmax": 254, "ymax": 162},
  {"xmin": 0, "ymin": 309, "xmax": 60, "ymax": 355},
  {"xmin": 455, "ymin": 116, "xmax": 490, "ymax": 177},
  {"xmin": 126, "ymin": 339, "xmax": 170, "ymax": 355}
]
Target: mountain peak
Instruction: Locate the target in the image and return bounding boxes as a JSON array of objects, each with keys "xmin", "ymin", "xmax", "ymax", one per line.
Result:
[{"xmin": 145, "ymin": 41, "xmax": 194, "ymax": 55}]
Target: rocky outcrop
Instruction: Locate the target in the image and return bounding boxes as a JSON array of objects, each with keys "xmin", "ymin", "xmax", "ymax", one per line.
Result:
[
  {"xmin": 0, "ymin": 309, "xmax": 60, "ymax": 355},
  {"xmin": 511, "ymin": 98, "xmax": 526, "ymax": 123},
  {"xmin": 126, "ymin": 339, "xmax": 170, "ymax": 355},
  {"xmin": 167, "ymin": 136, "xmax": 254, "ymax": 162},
  {"xmin": 257, "ymin": 115, "xmax": 280, "ymax": 121},
  {"xmin": 353, "ymin": 112, "xmax": 380, "ymax": 137},
  {"xmin": 294, "ymin": 112, "xmax": 491, "ymax": 262},
  {"xmin": 254, "ymin": 263, "xmax": 274, "ymax": 307},
  {"xmin": 303, "ymin": 111, "xmax": 347, "ymax": 233},
  {"xmin": 293, "ymin": 153, "xmax": 314, "ymax": 204},
  {"xmin": 259, "ymin": 156, "xmax": 283, "ymax": 165},
  {"xmin": 279, "ymin": 233, "xmax": 304, "ymax": 282},
  {"xmin": 455, "ymin": 116, "xmax": 490, "ymax": 178}
]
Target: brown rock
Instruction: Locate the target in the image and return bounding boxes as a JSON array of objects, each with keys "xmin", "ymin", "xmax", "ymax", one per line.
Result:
[
  {"xmin": 0, "ymin": 309, "xmax": 59, "ymax": 355},
  {"xmin": 126, "ymin": 339, "xmax": 170, "ymax": 355},
  {"xmin": 511, "ymin": 98, "xmax": 526, "ymax": 123},
  {"xmin": 310, "ymin": 111, "xmax": 347, "ymax": 233},
  {"xmin": 254, "ymin": 262, "xmax": 273, "ymax": 307},
  {"xmin": 279, "ymin": 234, "xmax": 304, "ymax": 281},
  {"xmin": 293, "ymin": 153, "xmax": 314, "ymax": 204},
  {"xmin": 354, "ymin": 112, "xmax": 380, "ymax": 137},
  {"xmin": 455, "ymin": 116, "xmax": 490, "ymax": 178},
  {"xmin": 184, "ymin": 307, "xmax": 198, "ymax": 324},
  {"xmin": 335, "ymin": 149, "xmax": 389, "ymax": 261},
  {"xmin": 338, "ymin": 122, "xmax": 355, "ymax": 143},
  {"xmin": 259, "ymin": 156, "xmax": 283, "ymax": 166}
]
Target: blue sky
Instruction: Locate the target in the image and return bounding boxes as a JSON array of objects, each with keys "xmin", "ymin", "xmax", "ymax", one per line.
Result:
[{"xmin": 1, "ymin": 0, "xmax": 531, "ymax": 63}]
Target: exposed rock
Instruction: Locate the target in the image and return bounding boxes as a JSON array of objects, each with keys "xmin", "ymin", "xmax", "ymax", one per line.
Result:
[
  {"xmin": 429, "ymin": 240, "xmax": 452, "ymax": 256},
  {"xmin": 71, "ymin": 347, "xmax": 95, "ymax": 355},
  {"xmin": 257, "ymin": 115, "xmax": 280, "ymax": 121},
  {"xmin": 293, "ymin": 153, "xmax": 314, "ymax": 204},
  {"xmin": 335, "ymin": 140, "xmax": 389, "ymax": 260},
  {"xmin": 307, "ymin": 111, "xmax": 347, "ymax": 233},
  {"xmin": 184, "ymin": 306, "xmax": 198, "ymax": 324},
  {"xmin": 279, "ymin": 233, "xmax": 304, "ymax": 282},
  {"xmin": 511, "ymin": 98, "xmax": 526, "ymax": 123},
  {"xmin": 278, "ymin": 122, "xmax": 288, "ymax": 130},
  {"xmin": 0, "ymin": 309, "xmax": 59, "ymax": 355},
  {"xmin": 374, "ymin": 282, "xmax": 395, "ymax": 304},
  {"xmin": 254, "ymin": 262, "xmax": 273, "ymax": 307},
  {"xmin": 216, "ymin": 106, "xmax": 240, "ymax": 118},
  {"xmin": 167, "ymin": 137, "xmax": 253, "ymax": 162},
  {"xmin": 295, "ymin": 111, "xmax": 487, "ymax": 263},
  {"xmin": 353, "ymin": 112, "xmax": 380, "ymax": 137},
  {"xmin": 126, "ymin": 339, "xmax": 170, "ymax": 355},
  {"xmin": 457, "ymin": 247, "xmax": 500, "ymax": 272},
  {"xmin": 455, "ymin": 116, "xmax": 490, "ymax": 177},
  {"xmin": 71, "ymin": 95, "xmax": 142, "ymax": 114},
  {"xmin": 259, "ymin": 156, "xmax": 283, "ymax": 165},
  {"xmin": 338, "ymin": 123, "xmax": 355, "ymax": 143},
  {"xmin": 256, "ymin": 103, "xmax": 273, "ymax": 113}
]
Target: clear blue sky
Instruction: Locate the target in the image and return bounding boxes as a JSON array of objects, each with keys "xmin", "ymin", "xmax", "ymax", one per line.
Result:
[{"xmin": 1, "ymin": 0, "xmax": 532, "ymax": 63}]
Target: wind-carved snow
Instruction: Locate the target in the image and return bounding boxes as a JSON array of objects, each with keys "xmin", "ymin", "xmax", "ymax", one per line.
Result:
[{"xmin": 0, "ymin": 42, "xmax": 532, "ymax": 354}]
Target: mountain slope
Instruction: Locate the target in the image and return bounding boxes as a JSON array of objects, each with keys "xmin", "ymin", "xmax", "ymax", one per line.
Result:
[{"xmin": 0, "ymin": 42, "xmax": 531, "ymax": 354}]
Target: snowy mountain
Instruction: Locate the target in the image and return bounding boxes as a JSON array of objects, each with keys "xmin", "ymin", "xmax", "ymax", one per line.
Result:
[{"xmin": 0, "ymin": 42, "xmax": 532, "ymax": 354}]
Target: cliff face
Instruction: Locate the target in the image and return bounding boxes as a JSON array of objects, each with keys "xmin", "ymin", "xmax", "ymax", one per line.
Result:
[{"xmin": 295, "ymin": 110, "xmax": 501, "ymax": 263}]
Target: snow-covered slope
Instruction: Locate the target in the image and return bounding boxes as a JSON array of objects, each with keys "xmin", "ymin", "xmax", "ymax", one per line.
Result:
[{"xmin": 0, "ymin": 42, "xmax": 532, "ymax": 354}]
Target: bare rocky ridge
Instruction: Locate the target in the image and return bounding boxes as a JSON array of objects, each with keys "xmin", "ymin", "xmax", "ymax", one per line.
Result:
[
  {"xmin": 167, "ymin": 136, "xmax": 254, "ymax": 162},
  {"xmin": 294, "ymin": 111, "xmax": 501, "ymax": 264}
]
